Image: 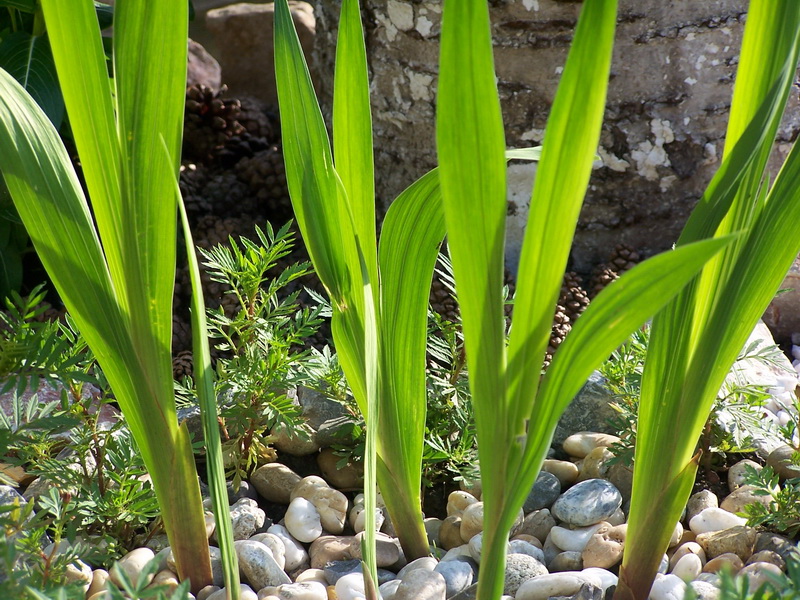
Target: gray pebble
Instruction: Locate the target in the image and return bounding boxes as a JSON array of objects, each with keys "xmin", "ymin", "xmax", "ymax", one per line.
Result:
[
  {"xmin": 323, "ymin": 559, "xmax": 396, "ymax": 585},
  {"xmin": 504, "ymin": 553, "xmax": 548, "ymax": 596},
  {"xmin": 549, "ymin": 551, "xmax": 583, "ymax": 572},
  {"xmin": 523, "ymin": 471, "xmax": 562, "ymax": 512},
  {"xmin": 395, "ymin": 569, "xmax": 447, "ymax": 600},
  {"xmin": 234, "ymin": 540, "xmax": 290, "ymax": 589},
  {"xmin": 434, "ymin": 556, "xmax": 476, "ymax": 598},
  {"xmin": 551, "ymin": 479, "xmax": 622, "ymax": 527}
]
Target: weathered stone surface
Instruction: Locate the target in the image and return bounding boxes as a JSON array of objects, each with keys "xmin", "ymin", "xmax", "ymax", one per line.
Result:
[
  {"xmin": 187, "ymin": 39, "xmax": 221, "ymax": 90},
  {"xmin": 313, "ymin": 0, "xmax": 800, "ymax": 275},
  {"xmin": 206, "ymin": 2, "xmax": 315, "ymax": 106}
]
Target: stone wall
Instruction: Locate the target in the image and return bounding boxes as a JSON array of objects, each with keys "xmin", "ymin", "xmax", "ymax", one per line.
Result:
[{"xmin": 312, "ymin": 0, "xmax": 800, "ymax": 273}]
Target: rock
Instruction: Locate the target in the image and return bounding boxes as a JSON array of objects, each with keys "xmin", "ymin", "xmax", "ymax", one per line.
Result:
[
  {"xmin": 686, "ymin": 490, "xmax": 719, "ymax": 523},
  {"xmin": 727, "ymin": 459, "xmax": 761, "ymax": 491},
  {"xmin": 347, "ymin": 532, "xmax": 401, "ymax": 568},
  {"xmin": 543, "ymin": 532, "xmax": 563, "ymax": 567},
  {"xmin": 249, "ymin": 533, "xmax": 286, "ymax": 570},
  {"xmin": 702, "ymin": 553, "xmax": 744, "ymax": 574},
  {"xmin": 720, "ymin": 485, "xmax": 771, "ymax": 514},
  {"xmin": 746, "ymin": 550, "xmax": 785, "ymax": 570},
  {"xmin": 447, "ymin": 491, "xmax": 479, "ymax": 518},
  {"xmin": 235, "ymin": 540, "xmax": 291, "ymax": 588},
  {"xmin": 606, "ymin": 463, "xmax": 634, "ymax": 504},
  {"xmin": 550, "ymin": 523, "xmax": 606, "ymax": 553},
  {"xmin": 351, "ymin": 505, "xmax": 385, "ymax": 534},
  {"xmin": 334, "ymin": 572, "xmax": 365, "ymax": 600},
  {"xmin": 187, "ymin": 39, "xmax": 221, "ymax": 91},
  {"xmin": 577, "ymin": 446, "xmax": 615, "ymax": 482},
  {"xmin": 218, "ymin": 497, "xmax": 265, "ymax": 542},
  {"xmin": 397, "ymin": 556, "xmax": 438, "ymax": 578},
  {"xmin": 206, "ymin": 584, "xmax": 257, "ymax": 600},
  {"xmin": 754, "ymin": 532, "xmax": 795, "ymax": 560},
  {"xmin": 227, "ymin": 480, "xmax": 259, "ymax": 504},
  {"xmin": 524, "ymin": 471, "xmax": 562, "ymax": 511},
  {"xmin": 295, "ymin": 568, "xmax": 328, "ymax": 584},
  {"xmin": 425, "ymin": 518, "xmax": 443, "ymax": 545},
  {"xmin": 434, "ymin": 556, "xmax": 476, "ymax": 597},
  {"xmin": 515, "ymin": 572, "xmax": 586, "ymax": 600},
  {"xmin": 274, "ymin": 581, "xmax": 327, "ymax": 600},
  {"xmin": 581, "ymin": 523, "xmax": 626, "ymax": 569},
  {"xmin": 688, "ymin": 580, "xmax": 721, "ymax": 600},
  {"xmin": 460, "ymin": 502, "xmax": 484, "ymax": 542},
  {"xmin": 562, "ymin": 432, "xmax": 621, "ymax": 459},
  {"xmin": 766, "ymin": 444, "xmax": 800, "ymax": 479},
  {"xmin": 317, "ymin": 448, "xmax": 363, "ymax": 490},
  {"xmin": 649, "ymin": 573, "xmax": 686, "ymax": 600},
  {"xmin": 449, "ymin": 582, "xmax": 478, "ymax": 600},
  {"xmin": 668, "ymin": 522, "xmax": 685, "ymax": 549},
  {"xmin": 110, "ymin": 548, "xmax": 155, "ymax": 588},
  {"xmin": 697, "ymin": 526, "xmax": 757, "ymax": 561},
  {"xmin": 379, "ymin": 579, "xmax": 401, "ymax": 600},
  {"xmin": 87, "ymin": 569, "xmax": 109, "ymax": 598},
  {"xmin": 520, "ymin": 508, "xmax": 557, "ymax": 543},
  {"xmin": 63, "ymin": 559, "xmax": 92, "ymax": 593},
  {"xmin": 309, "ymin": 535, "xmax": 353, "ymax": 569},
  {"xmin": 439, "ymin": 516, "xmax": 465, "ymax": 550},
  {"xmin": 205, "ymin": 1, "xmax": 315, "ymax": 106},
  {"xmin": 268, "ymin": 524, "xmax": 308, "ymax": 571},
  {"xmin": 581, "ymin": 567, "xmax": 618, "ymax": 592},
  {"xmin": 467, "ymin": 533, "xmax": 483, "ymax": 563},
  {"xmin": 394, "ymin": 569, "xmax": 446, "ymax": 600},
  {"xmin": 553, "ymin": 372, "xmax": 619, "ymax": 446},
  {"xmin": 541, "ymin": 459, "xmax": 580, "ymax": 487},
  {"xmin": 504, "ymin": 553, "xmax": 548, "ymax": 596},
  {"xmin": 549, "ymin": 551, "xmax": 583, "ymax": 572},
  {"xmin": 507, "ymin": 540, "xmax": 545, "ymax": 564},
  {"xmin": 291, "ymin": 476, "xmax": 329, "ymax": 501},
  {"xmin": 306, "ymin": 486, "xmax": 348, "ymax": 534},
  {"xmin": 669, "ymin": 542, "xmax": 706, "ymax": 572},
  {"xmin": 551, "ymin": 479, "xmax": 622, "ymax": 526},
  {"xmin": 279, "ymin": 387, "xmax": 352, "ymax": 454},
  {"xmin": 251, "ymin": 463, "xmax": 302, "ymax": 504},
  {"xmin": 285, "ymin": 497, "xmax": 323, "ymax": 543},
  {"xmin": 739, "ymin": 562, "xmax": 784, "ymax": 593},
  {"xmin": 671, "ymin": 553, "xmax": 703, "ymax": 582},
  {"xmin": 689, "ymin": 507, "xmax": 747, "ymax": 534},
  {"xmin": 197, "ymin": 585, "xmax": 221, "ymax": 600}
]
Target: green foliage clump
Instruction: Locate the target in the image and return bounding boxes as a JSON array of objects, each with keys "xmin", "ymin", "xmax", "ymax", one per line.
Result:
[
  {"xmin": 741, "ymin": 463, "xmax": 800, "ymax": 537},
  {"xmin": 192, "ymin": 222, "xmax": 323, "ymax": 489}
]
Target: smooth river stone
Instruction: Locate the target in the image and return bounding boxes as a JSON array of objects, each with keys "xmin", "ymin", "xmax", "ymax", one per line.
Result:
[
  {"xmin": 335, "ymin": 572, "xmax": 366, "ymax": 600},
  {"xmin": 549, "ymin": 523, "xmax": 605, "ymax": 553},
  {"xmin": 551, "ymin": 479, "xmax": 622, "ymax": 527},
  {"xmin": 519, "ymin": 509, "xmax": 556, "ymax": 543},
  {"xmin": 285, "ymin": 497, "xmax": 323, "ymax": 543},
  {"xmin": 739, "ymin": 562, "xmax": 784, "ymax": 594},
  {"xmin": 274, "ymin": 581, "xmax": 327, "ymax": 600},
  {"xmin": 447, "ymin": 491, "xmax": 479, "ymax": 518},
  {"xmin": 562, "ymin": 432, "xmax": 620, "ymax": 459},
  {"xmin": 697, "ymin": 526, "xmax": 758, "ymax": 561},
  {"xmin": 686, "ymin": 490, "xmax": 718, "ymax": 523},
  {"xmin": 250, "ymin": 463, "xmax": 301, "ymax": 504},
  {"xmin": 649, "ymin": 573, "xmax": 687, "ymax": 600},
  {"xmin": 394, "ymin": 569, "xmax": 447, "ymax": 600},
  {"xmin": 689, "ymin": 580, "xmax": 722, "ymax": 600},
  {"xmin": 460, "ymin": 502, "xmax": 484, "ymax": 542},
  {"xmin": 507, "ymin": 539, "xmax": 545, "ymax": 564},
  {"xmin": 541, "ymin": 459, "xmax": 580, "ymax": 487},
  {"xmin": 720, "ymin": 485, "xmax": 771, "ymax": 514},
  {"xmin": 515, "ymin": 572, "xmax": 586, "ymax": 600},
  {"xmin": 669, "ymin": 542, "xmax": 706, "ymax": 572},
  {"xmin": 523, "ymin": 471, "xmax": 562, "ymax": 512},
  {"xmin": 434, "ymin": 556, "xmax": 475, "ymax": 598},
  {"xmin": 727, "ymin": 459, "xmax": 761, "ymax": 491},
  {"xmin": 549, "ymin": 551, "xmax": 583, "ymax": 572},
  {"xmin": 689, "ymin": 507, "xmax": 747, "ymax": 534},
  {"xmin": 234, "ymin": 540, "xmax": 291, "ymax": 589},
  {"xmin": 268, "ymin": 524, "xmax": 308, "ymax": 571},
  {"xmin": 766, "ymin": 444, "xmax": 800, "ymax": 479},
  {"xmin": 672, "ymin": 553, "xmax": 703, "ymax": 582}
]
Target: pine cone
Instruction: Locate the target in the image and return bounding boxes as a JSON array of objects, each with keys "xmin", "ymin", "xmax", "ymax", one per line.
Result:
[
  {"xmin": 236, "ymin": 95, "xmax": 277, "ymax": 140},
  {"xmin": 588, "ymin": 264, "xmax": 618, "ymax": 299},
  {"xmin": 183, "ymin": 84, "xmax": 245, "ymax": 163},
  {"xmin": 213, "ymin": 132, "xmax": 272, "ymax": 168},
  {"xmin": 180, "ymin": 164, "xmax": 213, "ymax": 222},
  {"xmin": 172, "ymin": 315, "xmax": 192, "ymax": 355},
  {"xmin": 608, "ymin": 243, "xmax": 640, "ymax": 273},
  {"xmin": 172, "ymin": 350, "xmax": 194, "ymax": 380},
  {"xmin": 235, "ymin": 146, "xmax": 291, "ymax": 217},
  {"xmin": 203, "ymin": 173, "xmax": 254, "ymax": 217}
]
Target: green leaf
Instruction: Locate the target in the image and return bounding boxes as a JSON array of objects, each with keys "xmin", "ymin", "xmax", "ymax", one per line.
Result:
[{"xmin": 0, "ymin": 31, "xmax": 63, "ymax": 127}]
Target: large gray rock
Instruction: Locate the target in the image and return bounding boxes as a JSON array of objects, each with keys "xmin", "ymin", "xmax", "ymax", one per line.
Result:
[
  {"xmin": 206, "ymin": 1, "xmax": 315, "ymax": 106},
  {"xmin": 187, "ymin": 38, "xmax": 222, "ymax": 90},
  {"xmin": 553, "ymin": 371, "xmax": 618, "ymax": 447}
]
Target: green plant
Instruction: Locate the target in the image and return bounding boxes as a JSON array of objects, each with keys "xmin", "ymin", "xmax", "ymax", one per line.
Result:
[
  {"xmin": 435, "ymin": 0, "xmax": 736, "ymax": 597},
  {"xmin": 197, "ymin": 222, "xmax": 322, "ymax": 488},
  {"xmin": 618, "ymin": 4, "xmax": 800, "ymax": 597},
  {"xmin": 741, "ymin": 464, "xmax": 800, "ymax": 537},
  {"xmin": 275, "ymin": 0, "xmax": 448, "ymax": 576},
  {"xmin": 0, "ymin": 0, "xmax": 235, "ymax": 592}
]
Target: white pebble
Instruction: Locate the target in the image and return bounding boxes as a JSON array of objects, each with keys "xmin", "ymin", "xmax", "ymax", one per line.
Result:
[
  {"xmin": 649, "ymin": 573, "xmax": 687, "ymax": 600},
  {"xmin": 275, "ymin": 581, "xmax": 327, "ymax": 600},
  {"xmin": 689, "ymin": 508, "xmax": 746, "ymax": 534},
  {"xmin": 335, "ymin": 572, "xmax": 366, "ymax": 600},
  {"xmin": 549, "ymin": 523, "xmax": 605, "ymax": 552},
  {"xmin": 284, "ymin": 497, "xmax": 323, "ymax": 543},
  {"xmin": 672, "ymin": 553, "xmax": 702, "ymax": 582},
  {"xmin": 267, "ymin": 524, "xmax": 308, "ymax": 571},
  {"xmin": 581, "ymin": 567, "xmax": 618, "ymax": 591}
]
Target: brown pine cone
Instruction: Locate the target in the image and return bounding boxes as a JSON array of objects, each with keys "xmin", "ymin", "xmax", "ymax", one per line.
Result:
[
  {"xmin": 203, "ymin": 173, "xmax": 254, "ymax": 217},
  {"xmin": 235, "ymin": 146, "xmax": 291, "ymax": 216},
  {"xmin": 172, "ymin": 350, "xmax": 194, "ymax": 380},
  {"xmin": 236, "ymin": 95, "xmax": 277, "ymax": 140},
  {"xmin": 213, "ymin": 132, "xmax": 272, "ymax": 168},
  {"xmin": 608, "ymin": 243, "xmax": 640, "ymax": 273},
  {"xmin": 172, "ymin": 315, "xmax": 192, "ymax": 355},
  {"xmin": 183, "ymin": 84, "xmax": 245, "ymax": 162},
  {"xmin": 588, "ymin": 264, "xmax": 619, "ymax": 299}
]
